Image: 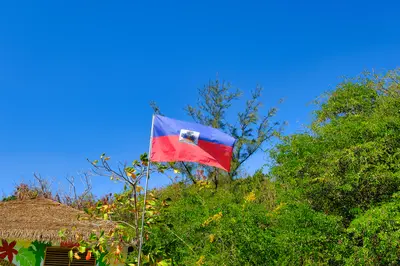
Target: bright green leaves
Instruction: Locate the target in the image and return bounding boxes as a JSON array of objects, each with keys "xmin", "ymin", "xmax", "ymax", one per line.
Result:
[
  {"xmin": 271, "ymin": 70, "xmax": 400, "ymax": 221},
  {"xmin": 58, "ymin": 228, "xmax": 66, "ymax": 238},
  {"xmin": 124, "ymin": 166, "xmax": 136, "ymax": 179},
  {"xmin": 145, "ymin": 176, "xmax": 347, "ymax": 265},
  {"xmin": 15, "ymin": 248, "xmax": 35, "ymax": 266},
  {"xmin": 315, "ymin": 82, "xmax": 378, "ymax": 125},
  {"xmin": 140, "ymin": 153, "xmax": 149, "ymax": 166},
  {"xmin": 28, "ymin": 241, "xmax": 51, "ymax": 266},
  {"xmin": 264, "ymin": 203, "xmax": 346, "ymax": 265},
  {"xmin": 78, "ymin": 246, "xmax": 86, "ymax": 254},
  {"xmin": 346, "ymin": 199, "xmax": 400, "ymax": 265},
  {"xmin": 157, "ymin": 259, "xmax": 172, "ymax": 266},
  {"xmin": 268, "ymin": 68, "xmax": 400, "ymax": 264}
]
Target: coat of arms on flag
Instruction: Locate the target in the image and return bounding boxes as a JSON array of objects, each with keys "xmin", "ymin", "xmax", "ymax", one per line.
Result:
[{"xmin": 179, "ymin": 129, "xmax": 200, "ymax": 145}]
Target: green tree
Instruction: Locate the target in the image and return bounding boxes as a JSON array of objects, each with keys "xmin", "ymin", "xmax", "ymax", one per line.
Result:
[{"xmin": 271, "ymin": 69, "xmax": 400, "ymax": 221}]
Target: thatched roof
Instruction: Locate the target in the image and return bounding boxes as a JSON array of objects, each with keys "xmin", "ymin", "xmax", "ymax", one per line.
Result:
[{"xmin": 0, "ymin": 198, "xmax": 114, "ymax": 243}]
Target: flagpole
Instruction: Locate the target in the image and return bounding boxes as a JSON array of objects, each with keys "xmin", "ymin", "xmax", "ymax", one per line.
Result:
[{"xmin": 137, "ymin": 114, "xmax": 155, "ymax": 266}]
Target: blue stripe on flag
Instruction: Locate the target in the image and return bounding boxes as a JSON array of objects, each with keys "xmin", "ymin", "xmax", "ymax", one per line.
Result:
[{"xmin": 152, "ymin": 115, "xmax": 236, "ymax": 147}]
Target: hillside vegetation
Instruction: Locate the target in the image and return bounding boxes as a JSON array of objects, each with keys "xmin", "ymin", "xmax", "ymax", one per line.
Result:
[
  {"xmin": 3, "ymin": 69, "xmax": 400, "ymax": 265},
  {"xmin": 142, "ymin": 69, "xmax": 400, "ymax": 265}
]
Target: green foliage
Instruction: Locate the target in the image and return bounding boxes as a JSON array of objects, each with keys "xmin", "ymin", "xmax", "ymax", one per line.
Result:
[
  {"xmin": 95, "ymin": 252, "xmax": 108, "ymax": 266},
  {"xmin": 267, "ymin": 203, "xmax": 346, "ymax": 265},
  {"xmin": 142, "ymin": 68, "xmax": 400, "ymax": 265},
  {"xmin": 1, "ymin": 195, "xmax": 16, "ymax": 202},
  {"xmin": 271, "ymin": 70, "xmax": 400, "ymax": 221},
  {"xmin": 346, "ymin": 197, "xmax": 400, "ymax": 265},
  {"xmin": 15, "ymin": 248, "xmax": 35, "ymax": 266},
  {"xmin": 144, "ymin": 176, "xmax": 346, "ymax": 265},
  {"xmin": 28, "ymin": 241, "xmax": 50, "ymax": 266}
]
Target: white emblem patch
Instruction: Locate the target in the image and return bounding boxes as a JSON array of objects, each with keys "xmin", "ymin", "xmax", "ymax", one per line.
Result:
[{"xmin": 179, "ymin": 129, "xmax": 200, "ymax": 145}]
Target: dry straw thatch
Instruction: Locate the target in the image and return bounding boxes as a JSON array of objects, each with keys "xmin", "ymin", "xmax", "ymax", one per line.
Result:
[{"xmin": 0, "ymin": 198, "xmax": 114, "ymax": 243}]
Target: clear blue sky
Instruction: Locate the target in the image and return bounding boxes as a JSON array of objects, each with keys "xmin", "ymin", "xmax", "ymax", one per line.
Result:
[{"xmin": 1, "ymin": 0, "xmax": 399, "ymax": 198}]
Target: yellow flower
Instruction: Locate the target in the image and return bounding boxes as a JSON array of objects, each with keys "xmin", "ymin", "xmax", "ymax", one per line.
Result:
[
  {"xmin": 202, "ymin": 212, "xmax": 223, "ymax": 226},
  {"xmin": 267, "ymin": 202, "xmax": 286, "ymax": 217},
  {"xmin": 209, "ymin": 234, "xmax": 215, "ymax": 243},
  {"xmin": 196, "ymin": 255, "xmax": 205, "ymax": 265},
  {"xmin": 273, "ymin": 202, "xmax": 286, "ymax": 213},
  {"xmin": 244, "ymin": 191, "xmax": 256, "ymax": 202}
]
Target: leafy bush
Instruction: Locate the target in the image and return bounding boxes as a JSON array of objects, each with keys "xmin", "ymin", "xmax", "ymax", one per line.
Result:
[
  {"xmin": 147, "ymin": 176, "xmax": 346, "ymax": 265},
  {"xmin": 271, "ymin": 70, "xmax": 400, "ymax": 221},
  {"xmin": 346, "ymin": 196, "xmax": 400, "ymax": 265}
]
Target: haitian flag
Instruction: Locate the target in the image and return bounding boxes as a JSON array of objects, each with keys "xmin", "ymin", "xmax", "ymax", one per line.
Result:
[{"xmin": 150, "ymin": 115, "xmax": 236, "ymax": 172}]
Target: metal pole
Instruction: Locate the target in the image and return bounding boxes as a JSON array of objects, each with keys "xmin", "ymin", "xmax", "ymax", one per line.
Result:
[{"xmin": 137, "ymin": 114, "xmax": 155, "ymax": 266}]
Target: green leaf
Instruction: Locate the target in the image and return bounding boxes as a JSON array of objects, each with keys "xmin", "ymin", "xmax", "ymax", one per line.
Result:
[
  {"xmin": 16, "ymin": 247, "xmax": 36, "ymax": 266},
  {"xmin": 78, "ymin": 246, "xmax": 86, "ymax": 253},
  {"xmin": 58, "ymin": 228, "xmax": 66, "ymax": 238},
  {"xmin": 157, "ymin": 259, "xmax": 172, "ymax": 266},
  {"xmin": 28, "ymin": 241, "xmax": 51, "ymax": 266},
  {"xmin": 96, "ymin": 252, "xmax": 108, "ymax": 266},
  {"xmin": 140, "ymin": 153, "xmax": 148, "ymax": 161},
  {"xmin": 89, "ymin": 233, "xmax": 97, "ymax": 241},
  {"xmin": 116, "ymin": 224, "xmax": 126, "ymax": 230},
  {"xmin": 147, "ymin": 200, "xmax": 156, "ymax": 206}
]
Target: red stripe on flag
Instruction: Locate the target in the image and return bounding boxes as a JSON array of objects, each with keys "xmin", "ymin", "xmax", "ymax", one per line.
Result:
[{"xmin": 150, "ymin": 135, "xmax": 233, "ymax": 171}]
